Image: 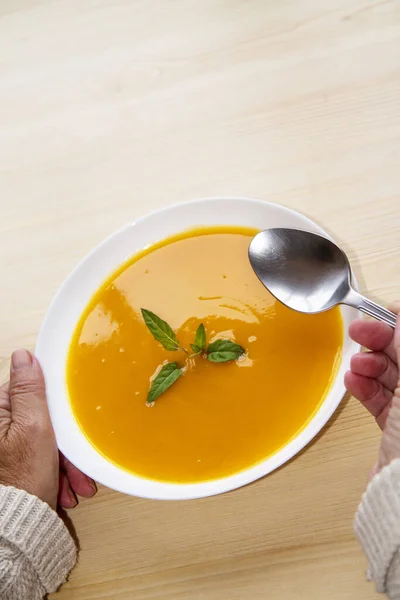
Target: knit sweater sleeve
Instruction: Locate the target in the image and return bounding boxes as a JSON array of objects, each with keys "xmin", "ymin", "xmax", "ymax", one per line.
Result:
[
  {"xmin": 0, "ymin": 485, "xmax": 77, "ymax": 599},
  {"xmin": 355, "ymin": 459, "xmax": 400, "ymax": 599}
]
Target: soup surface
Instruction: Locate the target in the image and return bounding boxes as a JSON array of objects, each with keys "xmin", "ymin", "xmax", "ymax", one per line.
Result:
[{"xmin": 67, "ymin": 227, "xmax": 343, "ymax": 483}]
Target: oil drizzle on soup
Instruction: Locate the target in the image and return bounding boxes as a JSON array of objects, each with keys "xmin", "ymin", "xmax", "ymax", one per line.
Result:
[{"xmin": 67, "ymin": 227, "xmax": 343, "ymax": 483}]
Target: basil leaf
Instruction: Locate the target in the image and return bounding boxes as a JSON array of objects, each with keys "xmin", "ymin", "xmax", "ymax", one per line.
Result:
[
  {"xmin": 141, "ymin": 309, "xmax": 180, "ymax": 351},
  {"xmin": 190, "ymin": 344, "xmax": 201, "ymax": 353},
  {"xmin": 207, "ymin": 339, "xmax": 245, "ymax": 363},
  {"xmin": 147, "ymin": 362, "xmax": 183, "ymax": 403},
  {"xmin": 194, "ymin": 323, "xmax": 206, "ymax": 352}
]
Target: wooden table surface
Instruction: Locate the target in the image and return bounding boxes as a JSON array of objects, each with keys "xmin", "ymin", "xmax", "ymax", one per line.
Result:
[{"xmin": 1, "ymin": 1, "xmax": 400, "ymax": 598}]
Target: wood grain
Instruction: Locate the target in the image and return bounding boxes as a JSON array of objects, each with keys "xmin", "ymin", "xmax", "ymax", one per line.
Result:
[{"xmin": 0, "ymin": 0, "xmax": 400, "ymax": 598}]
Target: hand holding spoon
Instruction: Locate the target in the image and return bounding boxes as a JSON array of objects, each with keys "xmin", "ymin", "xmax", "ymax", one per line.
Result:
[{"xmin": 248, "ymin": 228, "xmax": 397, "ymax": 328}]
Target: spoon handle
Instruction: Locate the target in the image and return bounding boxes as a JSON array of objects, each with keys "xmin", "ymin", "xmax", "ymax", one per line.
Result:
[{"xmin": 346, "ymin": 290, "xmax": 397, "ymax": 328}]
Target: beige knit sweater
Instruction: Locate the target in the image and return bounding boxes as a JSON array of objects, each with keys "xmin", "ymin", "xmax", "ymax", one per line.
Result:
[
  {"xmin": 0, "ymin": 485, "xmax": 76, "ymax": 599},
  {"xmin": 1, "ymin": 462, "xmax": 400, "ymax": 599},
  {"xmin": 355, "ymin": 459, "xmax": 400, "ymax": 599}
]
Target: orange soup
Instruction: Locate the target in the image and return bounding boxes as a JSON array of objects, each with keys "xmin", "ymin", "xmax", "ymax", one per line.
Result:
[{"xmin": 67, "ymin": 227, "xmax": 343, "ymax": 483}]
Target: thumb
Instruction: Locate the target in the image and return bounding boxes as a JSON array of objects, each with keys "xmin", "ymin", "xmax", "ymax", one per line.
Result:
[
  {"xmin": 378, "ymin": 394, "xmax": 400, "ymax": 471},
  {"xmin": 377, "ymin": 315, "xmax": 400, "ymax": 472},
  {"xmin": 9, "ymin": 349, "xmax": 50, "ymax": 426}
]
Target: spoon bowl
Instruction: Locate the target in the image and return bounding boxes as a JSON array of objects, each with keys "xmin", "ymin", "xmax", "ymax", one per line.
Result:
[{"xmin": 249, "ymin": 228, "xmax": 396, "ymax": 328}]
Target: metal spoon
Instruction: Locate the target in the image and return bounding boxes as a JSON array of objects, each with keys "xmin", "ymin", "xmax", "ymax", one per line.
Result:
[{"xmin": 248, "ymin": 228, "xmax": 397, "ymax": 328}]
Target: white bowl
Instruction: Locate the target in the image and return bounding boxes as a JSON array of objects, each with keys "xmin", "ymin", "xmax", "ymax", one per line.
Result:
[{"xmin": 36, "ymin": 197, "xmax": 359, "ymax": 500}]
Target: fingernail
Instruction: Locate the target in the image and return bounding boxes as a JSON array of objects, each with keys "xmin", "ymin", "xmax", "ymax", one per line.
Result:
[
  {"xmin": 89, "ymin": 481, "xmax": 97, "ymax": 496},
  {"xmin": 11, "ymin": 349, "xmax": 33, "ymax": 370},
  {"xmin": 68, "ymin": 491, "xmax": 78, "ymax": 508}
]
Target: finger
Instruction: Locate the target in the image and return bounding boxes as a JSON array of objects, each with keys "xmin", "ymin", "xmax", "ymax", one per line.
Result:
[
  {"xmin": 9, "ymin": 350, "xmax": 51, "ymax": 426},
  {"xmin": 388, "ymin": 301, "xmax": 400, "ymax": 315},
  {"xmin": 58, "ymin": 471, "xmax": 78, "ymax": 509},
  {"xmin": 394, "ymin": 314, "xmax": 400, "ymax": 368},
  {"xmin": 344, "ymin": 371, "xmax": 393, "ymax": 428},
  {"xmin": 349, "ymin": 320, "xmax": 396, "ymax": 362},
  {"xmin": 60, "ymin": 454, "xmax": 97, "ymax": 498},
  {"xmin": 350, "ymin": 352, "xmax": 398, "ymax": 391}
]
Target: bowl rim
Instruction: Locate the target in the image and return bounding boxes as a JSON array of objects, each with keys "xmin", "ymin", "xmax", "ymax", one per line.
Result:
[{"xmin": 36, "ymin": 196, "xmax": 360, "ymax": 500}]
